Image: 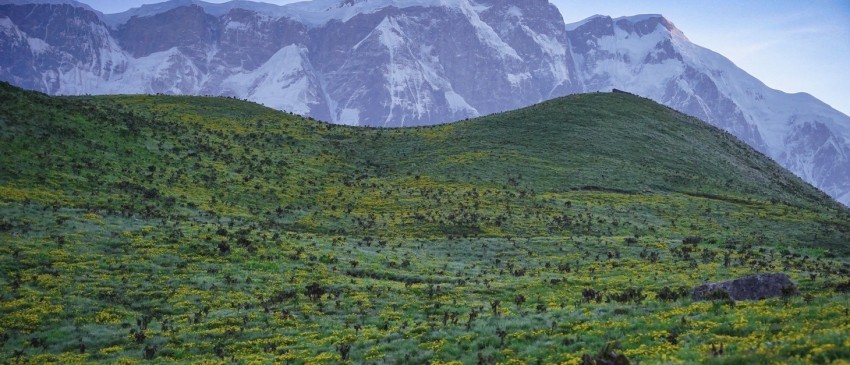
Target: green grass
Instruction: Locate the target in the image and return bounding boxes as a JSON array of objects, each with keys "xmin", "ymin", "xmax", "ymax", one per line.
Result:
[{"xmin": 1, "ymin": 82, "xmax": 849, "ymax": 364}]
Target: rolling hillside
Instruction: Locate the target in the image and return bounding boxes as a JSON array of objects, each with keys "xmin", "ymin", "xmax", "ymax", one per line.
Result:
[{"xmin": 1, "ymin": 82, "xmax": 849, "ymax": 363}]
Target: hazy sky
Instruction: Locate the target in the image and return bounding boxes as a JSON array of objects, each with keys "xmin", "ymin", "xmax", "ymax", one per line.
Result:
[{"xmin": 80, "ymin": 0, "xmax": 850, "ymax": 116}]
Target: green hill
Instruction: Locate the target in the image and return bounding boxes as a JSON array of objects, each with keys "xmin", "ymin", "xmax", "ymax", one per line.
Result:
[{"xmin": 1, "ymin": 82, "xmax": 848, "ymax": 364}]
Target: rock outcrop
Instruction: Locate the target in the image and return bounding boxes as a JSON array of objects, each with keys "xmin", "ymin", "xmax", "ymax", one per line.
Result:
[{"xmin": 692, "ymin": 273, "xmax": 797, "ymax": 301}]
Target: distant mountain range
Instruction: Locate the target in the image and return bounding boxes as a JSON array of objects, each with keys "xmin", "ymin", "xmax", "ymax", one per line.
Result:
[{"xmin": 1, "ymin": 0, "xmax": 848, "ymax": 206}]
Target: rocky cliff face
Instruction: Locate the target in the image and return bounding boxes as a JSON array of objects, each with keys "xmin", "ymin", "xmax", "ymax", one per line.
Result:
[
  {"xmin": 300, "ymin": 0, "xmax": 576, "ymax": 126},
  {"xmin": 0, "ymin": 3, "xmax": 128, "ymax": 94},
  {"xmin": 1, "ymin": 0, "xmax": 576, "ymax": 126},
  {"xmin": 1, "ymin": 0, "xmax": 848, "ymax": 206}
]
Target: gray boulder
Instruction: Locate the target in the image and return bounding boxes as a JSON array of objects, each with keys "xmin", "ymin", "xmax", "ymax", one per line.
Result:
[{"xmin": 692, "ymin": 273, "xmax": 797, "ymax": 301}]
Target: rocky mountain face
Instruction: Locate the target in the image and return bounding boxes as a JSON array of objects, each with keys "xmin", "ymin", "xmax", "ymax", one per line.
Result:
[{"xmin": 0, "ymin": 0, "xmax": 848, "ymax": 206}]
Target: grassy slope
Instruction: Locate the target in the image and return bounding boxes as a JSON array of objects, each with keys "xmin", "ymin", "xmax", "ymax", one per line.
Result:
[{"xmin": 1, "ymin": 82, "xmax": 849, "ymax": 364}]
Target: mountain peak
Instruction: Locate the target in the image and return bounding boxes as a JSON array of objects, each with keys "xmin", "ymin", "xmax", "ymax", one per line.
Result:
[
  {"xmin": 0, "ymin": 0, "xmax": 96, "ymax": 12},
  {"xmin": 567, "ymin": 13, "xmax": 686, "ymax": 41},
  {"xmin": 565, "ymin": 14, "xmax": 605, "ymax": 31},
  {"xmin": 102, "ymin": 0, "xmax": 290, "ymax": 26},
  {"xmin": 613, "ymin": 13, "xmax": 664, "ymax": 23},
  {"xmin": 278, "ymin": 0, "xmax": 476, "ymax": 27},
  {"xmin": 614, "ymin": 13, "xmax": 684, "ymax": 37}
]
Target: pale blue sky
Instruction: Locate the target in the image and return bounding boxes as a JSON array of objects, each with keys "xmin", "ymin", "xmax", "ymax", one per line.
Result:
[{"xmin": 81, "ymin": 0, "xmax": 850, "ymax": 116}]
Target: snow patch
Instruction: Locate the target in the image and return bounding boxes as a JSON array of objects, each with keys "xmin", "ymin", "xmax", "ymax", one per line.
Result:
[
  {"xmin": 338, "ymin": 108, "xmax": 360, "ymax": 126},
  {"xmin": 221, "ymin": 44, "xmax": 319, "ymax": 115},
  {"xmin": 520, "ymin": 24, "xmax": 569, "ymax": 90},
  {"xmin": 505, "ymin": 6, "xmax": 522, "ymax": 18},
  {"xmin": 377, "ymin": 16, "xmax": 404, "ymax": 51},
  {"xmin": 444, "ymin": 90, "xmax": 477, "ymax": 114},
  {"xmin": 454, "ymin": 1, "xmax": 521, "ymax": 61},
  {"xmin": 26, "ymin": 36, "xmax": 49, "ymax": 54},
  {"xmin": 224, "ymin": 20, "xmax": 249, "ymax": 31},
  {"xmin": 578, "ymin": 23, "xmax": 685, "ymax": 97},
  {"xmin": 0, "ymin": 16, "xmax": 25, "ymax": 41},
  {"xmin": 522, "ymin": 25, "xmax": 565, "ymax": 58},
  {"xmin": 838, "ymin": 191, "xmax": 850, "ymax": 207},
  {"xmin": 375, "ymin": 15, "xmax": 429, "ymax": 125},
  {"xmin": 0, "ymin": 17, "xmax": 16, "ymax": 31},
  {"xmin": 507, "ymin": 72, "xmax": 530, "ymax": 87}
]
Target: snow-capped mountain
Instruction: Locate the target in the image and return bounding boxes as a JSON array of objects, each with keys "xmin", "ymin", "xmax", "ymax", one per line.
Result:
[
  {"xmin": 566, "ymin": 14, "xmax": 850, "ymax": 208},
  {"xmin": 0, "ymin": 0, "xmax": 848, "ymax": 206},
  {"xmin": 0, "ymin": 0, "xmax": 576, "ymax": 125}
]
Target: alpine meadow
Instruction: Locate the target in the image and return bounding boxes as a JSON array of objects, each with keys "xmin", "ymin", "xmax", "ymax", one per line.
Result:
[{"xmin": 2, "ymin": 82, "xmax": 850, "ymax": 364}]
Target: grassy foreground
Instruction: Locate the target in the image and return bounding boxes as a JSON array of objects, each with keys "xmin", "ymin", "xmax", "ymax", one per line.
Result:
[{"xmin": 1, "ymin": 82, "xmax": 849, "ymax": 364}]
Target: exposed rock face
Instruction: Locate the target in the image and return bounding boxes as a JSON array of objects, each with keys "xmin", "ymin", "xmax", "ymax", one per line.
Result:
[
  {"xmin": 0, "ymin": 3, "xmax": 128, "ymax": 94},
  {"xmin": 116, "ymin": 5, "xmax": 218, "ymax": 59},
  {"xmin": 1, "ymin": 0, "xmax": 849, "ymax": 206},
  {"xmin": 692, "ymin": 273, "xmax": 797, "ymax": 301}
]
